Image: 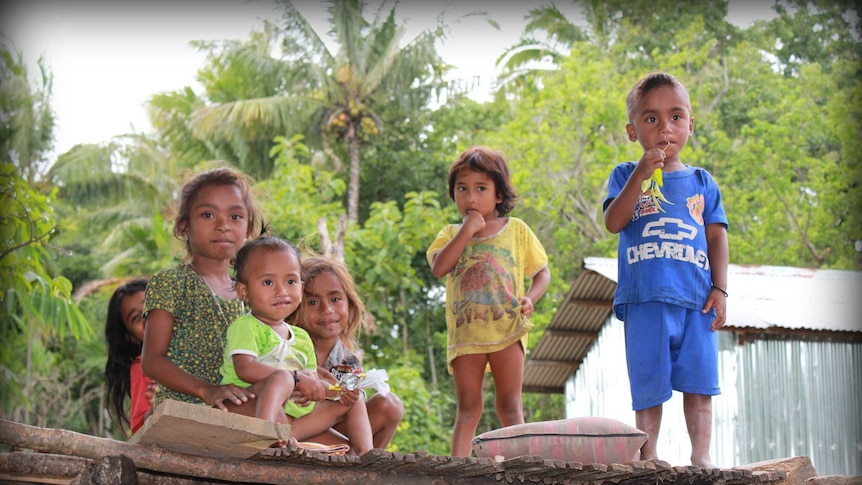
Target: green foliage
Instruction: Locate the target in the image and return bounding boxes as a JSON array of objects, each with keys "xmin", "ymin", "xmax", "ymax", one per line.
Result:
[
  {"xmin": 766, "ymin": 0, "xmax": 861, "ymax": 77},
  {"xmin": 720, "ymin": 63, "xmax": 861, "ymax": 268},
  {"xmin": 0, "ymin": 47, "xmax": 96, "ymax": 429},
  {"xmin": 385, "ymin": 361, "xmax": 452, "ymax": 455},
  {"xmin": 0, "ymin": 43, "xmax": 55, "ymax": 182},
  {"xmin": 257, "ymin": 134, "xmax": 347, "ymax": 244},
  {"xmin": 0, "ymin": 112, "xmax": 90, "ymax": 349}
]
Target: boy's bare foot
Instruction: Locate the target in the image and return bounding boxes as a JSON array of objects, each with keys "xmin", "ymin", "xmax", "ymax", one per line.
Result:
[{"xmin": 692, "ymin": 456, "xmax": 715, "ymax": 468}]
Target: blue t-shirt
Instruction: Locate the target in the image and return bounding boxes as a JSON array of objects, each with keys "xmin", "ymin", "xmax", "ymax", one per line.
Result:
[{"xmin": 604, "ymin": 163, "xmax": 728, "ymax": 321}]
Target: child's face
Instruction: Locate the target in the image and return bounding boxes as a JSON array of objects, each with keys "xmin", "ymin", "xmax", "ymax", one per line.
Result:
[
  {"xmin": 236, "ymin": 248, "xmax": 303, "ymax": 327},
  {"xmin": 180, "ymin": 184, "xmax": 249, "ymax": 263},
  {"xmin": 626, "ymin": 84, "xmax": 694, "ymax": 160},
  {"xmin": 453, "ymin": 168, "xmax": 502, "ymax": 219},
  {"xmin": 121, "ymin": 290, "xmax": 146, "ymax": 344},
  {"xmin": 301, "ymin": 271, "xmax": 350, "ymax": 342}
]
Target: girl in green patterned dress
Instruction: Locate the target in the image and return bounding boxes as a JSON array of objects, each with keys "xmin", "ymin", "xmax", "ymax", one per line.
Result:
[{"xmin": 142, "ymin": 167, "xmax": 265, "ymax": 412}]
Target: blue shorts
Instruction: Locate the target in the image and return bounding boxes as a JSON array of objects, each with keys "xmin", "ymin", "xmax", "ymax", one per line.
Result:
[{"xmin": 623, "ymin": 302, "xmax": 720, "ymax": 411}]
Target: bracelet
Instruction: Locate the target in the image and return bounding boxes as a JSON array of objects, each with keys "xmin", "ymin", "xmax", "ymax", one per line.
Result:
[
  {"xmin": 710, "ymin": 285, "xmax": 728, "ymax": 297},
  {"xmin": 293, "ymin": 370, "xmax": 300, "ymax": 384}
]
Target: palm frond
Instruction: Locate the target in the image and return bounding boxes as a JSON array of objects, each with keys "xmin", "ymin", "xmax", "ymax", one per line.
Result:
[
  {"xmin": 191, "ymin": 95, "xmax": 323, "ymax": 140},
  {"xmin": 362, "ymin": 9, "xmax": 406, "ymax": 98},
  {"xmin": 277, "ymin": 0, "xmax": 335, "ymax": 63},
  {"xmin": 523, "ymin": 4, "xmax": 587, "ymax": 46}
]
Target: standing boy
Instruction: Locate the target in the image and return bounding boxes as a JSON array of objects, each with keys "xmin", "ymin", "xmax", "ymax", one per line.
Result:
[{"xmin": 603, "ymin": 71, "xmax": 728, "ymax": 467}]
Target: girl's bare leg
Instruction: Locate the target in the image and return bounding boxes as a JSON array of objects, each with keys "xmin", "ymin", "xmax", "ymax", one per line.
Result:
[
  {"xmin": 365, "ymin": 393, "xmax": 404, "ymax": 449},
  {"xmin": 316, "ymin": 391, "xmax": 404, "ymax": 450},
  {"xmin": 339, "ymin": 398, "xmax": 373, "ymax": 454},
  {"xmin": 450, "ymin": 353, "xmax": 488, "ymax": 457},
  {"xmin": 487, "ymin": 343, "xmax": 525, "ymax": 427}
]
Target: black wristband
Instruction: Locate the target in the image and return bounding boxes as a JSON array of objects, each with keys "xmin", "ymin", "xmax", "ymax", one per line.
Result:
[
  {"xmin": 293, "ymin": 370, "xmax": 300, "ymax": 384},
  {"xmin": 710, "ymin": 285, "xmax": 728, "ymax": 297}
]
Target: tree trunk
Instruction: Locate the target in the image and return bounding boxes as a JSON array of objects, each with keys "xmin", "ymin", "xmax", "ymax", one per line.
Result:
[
  {"xmin": 347, "ymin": 120, "xmax": 361, "ymax": 224},
  {"xmin": 317, "ymin": 215, "xmax": 347, "ymax": 262}
]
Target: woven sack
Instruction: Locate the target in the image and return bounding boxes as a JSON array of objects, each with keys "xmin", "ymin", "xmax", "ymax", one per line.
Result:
[{"xmin": 471, "ymin": 417, "xmax": 647, "ymax": 464}]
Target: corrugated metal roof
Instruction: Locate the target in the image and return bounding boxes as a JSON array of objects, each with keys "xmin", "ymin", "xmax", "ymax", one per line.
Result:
[{"xmin": 523, "ymin": 257, "xmax": 862, "ymax": 393}]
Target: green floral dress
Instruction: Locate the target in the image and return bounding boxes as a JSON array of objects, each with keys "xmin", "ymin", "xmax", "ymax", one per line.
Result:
[{"xmin": 143, "ymin": 264, "xmax": 245, "ymax": 405}]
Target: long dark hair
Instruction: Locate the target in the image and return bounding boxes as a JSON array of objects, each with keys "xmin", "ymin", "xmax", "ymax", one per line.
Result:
[{"xmin": 104, "ymin": 278, "xmax": 148, "ymax": 432}]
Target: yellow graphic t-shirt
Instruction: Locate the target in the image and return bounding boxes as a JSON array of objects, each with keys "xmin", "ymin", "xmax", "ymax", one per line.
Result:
[{"xmin": 427, "ymin": 218, "xmax": 548, "ymax": 374}]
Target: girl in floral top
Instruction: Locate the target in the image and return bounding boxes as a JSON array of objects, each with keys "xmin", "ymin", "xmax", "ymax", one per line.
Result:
[{"xmin": 142, "ymin": 167, "xmax": 263, "ymax": 411}]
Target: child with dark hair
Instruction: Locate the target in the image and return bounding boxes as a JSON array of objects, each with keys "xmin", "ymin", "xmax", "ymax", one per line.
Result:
[
  {"xmin": 142, "ymin": 167, "xmax": 262, "ymax": 410},
  {"xmin": 603, "ymin": 71, "xmax": 728, "ymax": 467},
  {"xmin": 105, "ymin": 278, "xmax": 151, "ymax": 433},
  {"xmin": 427, "ymin": 146, "xmax": 551, "ymax": 457},
  {"xmin": 220, "ymin": 236, "xmax": 373, "ymax": 454},
  {"xmin": 292, "ymin": 255, "xmax": 404, "ymax": 450}
]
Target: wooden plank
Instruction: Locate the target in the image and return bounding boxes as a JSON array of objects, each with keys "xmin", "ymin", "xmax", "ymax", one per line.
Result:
[{"xmin": 127, "ymin": 399, "xmax": 291, "ymax": 460}]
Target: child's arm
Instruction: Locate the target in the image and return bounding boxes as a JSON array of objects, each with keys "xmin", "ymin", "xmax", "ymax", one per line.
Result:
[
  {"xmin": 604, "ymin": 148, "xmax": 667, "ymax": 233},
  {"xmin": 294, "ymin": 369, "xmax": 327, "ymax": 402},
  {"xmin": 233, "ymin": 355, "xmax": 286, "ymax": 385},
  {"xmin": 142, "ymin": 309, "xmax": 252, "ymax": 410},
  {"xmin": 703, "ymin": 223, "xmax": 729, "ymax": 331},
  {"xmin": 429, "ymin": 211, "xmax": 485, "ymax": 278},
  {"xmin": 518, "ymin": 266, "xmax": 551, "ymax": 318}
]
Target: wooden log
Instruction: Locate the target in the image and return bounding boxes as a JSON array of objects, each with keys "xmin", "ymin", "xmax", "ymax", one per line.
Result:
[
  {"xmin": 735, "ymin": 456, "xmax": 814, "ymax": 485},
  {"xmin": 0, "ymin": 452, "xmax": 227, "ymax": 485},
  {"xmin": 0, "ymin": 419, "xmax": 465, "ymax": 485},
  {"xmin": 0, "ymin": 451, "xmax": 90, "ymax": 482},
  {"xmin": 68, "ymin": 455, "xmax": 137, "ymax": 485}
]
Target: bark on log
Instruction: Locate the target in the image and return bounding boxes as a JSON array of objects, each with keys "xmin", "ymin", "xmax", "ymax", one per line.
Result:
[
  {"xmin": 1, "ymin": 451, "xmax": 228, "ymax": 485},
  {"xmin": 0, "ymin": 451, "xmax": 90, "ymax": 479},
  {"xmin": 0, "ymin": 419, "xmax": 465, "ymax": 485},
  {"xmin": 69, "ymin": 455, "xmax": 137, "ymax": 485}
]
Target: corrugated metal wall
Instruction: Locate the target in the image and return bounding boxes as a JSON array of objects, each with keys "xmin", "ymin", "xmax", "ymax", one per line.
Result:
[
  {"xmin": 565, "ymin": 319, "xmax": 862, "ymax": 476},
  {"xmin": 735, "ymin": 338, "xmax": 862, "ymax": 475}
]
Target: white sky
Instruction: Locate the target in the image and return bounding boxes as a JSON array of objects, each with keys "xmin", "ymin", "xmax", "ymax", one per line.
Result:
[{"xmin": 1, "ymin": 1, "xmax": 775, "ymax": 159}]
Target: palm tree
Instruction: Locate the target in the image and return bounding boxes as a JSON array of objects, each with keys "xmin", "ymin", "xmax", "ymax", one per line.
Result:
[
  {"xmin": 495, "ymin": 0, "xmax": 736, "ymax": 92},
  {"xmin": 191, "ymin": 0, "xmax": 449, "ymax": 224},
  {"xmin": 495, "ymin": 3, "xmax": 587, "ymax": 92},
  {"xmin": 45, "ymin": 134, "xmax": 185, "ymax": 279}
]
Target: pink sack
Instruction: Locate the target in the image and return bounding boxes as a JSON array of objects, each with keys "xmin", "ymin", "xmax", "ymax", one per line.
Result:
[{"xmin": 471, "ymin": 417, "xmax": 647, "ymax": 464}]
